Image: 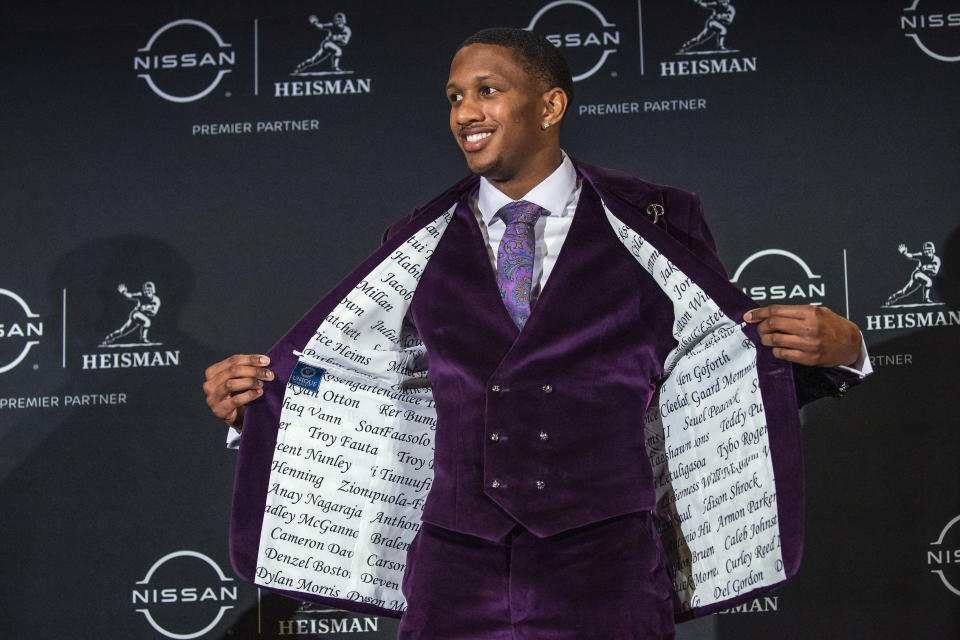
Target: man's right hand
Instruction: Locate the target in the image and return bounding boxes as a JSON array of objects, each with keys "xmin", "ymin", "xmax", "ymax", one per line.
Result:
[{"xmin": 203, "ymin": 354, "xmax": 274, "ymax": 429}]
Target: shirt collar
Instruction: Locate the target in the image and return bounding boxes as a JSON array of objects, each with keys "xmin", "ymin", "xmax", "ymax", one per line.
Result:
[{"xmin": 478, "ymin": 151, "xmax": 577, "ymax": 225}]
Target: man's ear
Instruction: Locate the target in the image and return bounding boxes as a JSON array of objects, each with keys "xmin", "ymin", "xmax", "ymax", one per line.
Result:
[{"xmin": 540, "ymin": 87, "xmax": 568, "ymax": 128}]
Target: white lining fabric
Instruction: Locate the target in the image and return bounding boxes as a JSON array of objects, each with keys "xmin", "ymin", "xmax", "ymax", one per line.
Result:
[
  {"xmin": 605, "ymin": 206, "xmax": 784, "ymax": 611},
  {"xmin": 254, "ymin": 210, "xmax": 452, "ymax": 612}
]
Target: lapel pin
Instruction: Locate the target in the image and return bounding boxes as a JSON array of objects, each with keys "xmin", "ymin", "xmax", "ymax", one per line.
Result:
[{"xmin": 646, "ymin": 203, "xmax": 665, "ymax": 224}]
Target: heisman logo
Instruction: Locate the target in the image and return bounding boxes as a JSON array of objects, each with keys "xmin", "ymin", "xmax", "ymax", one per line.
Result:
[
  {"xmin": 132, "ymin": 550, "xmax": 238, "ymax": 639},
  {"xmin": 274, "ymin": 12, "xmax": 372, "ymax": 97},
  {"xmin": 0, "ymin": 288, "xmax": 44, "ymax": 374},
  {"xmin": 278, "ymin": 602, "xmax": 380, "ymax": 635},
  {"xmin": 293, "ymin": 13, "xmax": 353, "ymax": 76},
  {"xmin": 81, "ymin": 281, "xmax": 180, "ymax": 370},
  {"xmin": 927, "ymin": 514, "xmax": 960, "ymax": 597},
  {"xmin": 677, "ymin": 0, "xmax": 739, "ymax": 55},
  {"xmin": 900, "ymin": 0, "xmax": 960, "ymax": 62},
  {"xmin": 134, "ymin": 19, "xmax": 235, "ymax": 103},
  {"xmin": 659, "ymin": 0, "xmax": 757, "ymax": 77},
  {"xmin": 101, "ymin": 282, "xmax": 162, "ymax": 347},
  {"xmin": 865, "ymin": 241, "xmax": 960, "ymax": 331},
  {"xmin": 526, "ymin": 0, "xmax": 621, "ymax": 81},
  {"xmin": 883, "ymin": 242, "xmax": 943, "ymax": 308}
]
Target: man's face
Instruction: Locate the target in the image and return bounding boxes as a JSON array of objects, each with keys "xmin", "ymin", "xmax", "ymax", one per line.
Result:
[
  {"xmin": 446, "ymin": 44, "xmax": 549, "ymax": 183},
  {"xmin": 143, "ymin": 283, "xmax": 155, "ymax": 295}
]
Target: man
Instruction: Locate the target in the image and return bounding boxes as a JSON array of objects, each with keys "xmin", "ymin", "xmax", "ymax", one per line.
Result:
[
  {"xmin": 205, "ymin": 28, "xmax": 867, "ymax": 639},
  {"xmin": 102, "ymin": 281, "xmax": 160, "ymax": 345}
]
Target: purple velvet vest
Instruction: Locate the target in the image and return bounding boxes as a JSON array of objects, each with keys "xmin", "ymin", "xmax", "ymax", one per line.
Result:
[{"xmin": 414, "ymin": 182, "xmax": 677, "ymax": 541}]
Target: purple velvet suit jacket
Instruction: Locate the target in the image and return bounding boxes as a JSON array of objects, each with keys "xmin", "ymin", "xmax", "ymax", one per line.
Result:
[{"xmin": 229, "ymin": 160, "xmax": 858, "ymax": 621}]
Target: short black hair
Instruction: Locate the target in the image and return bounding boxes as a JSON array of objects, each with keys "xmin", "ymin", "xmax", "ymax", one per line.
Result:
[{"xmin": 458, "ymin": 27, "xmax": 574, "ymax": 106}]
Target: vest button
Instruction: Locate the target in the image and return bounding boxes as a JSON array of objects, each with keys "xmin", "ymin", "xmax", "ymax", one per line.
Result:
[
  {"xmin": 535, "ymin": 480, "xmax": 546, "ymax": 490},
  {"xmin": 541, "ymin": 384, "xmax": 553, "ymax": 393},
  {"xmin": 490, "ymin": 479, "xmax": 501, "ymax": 489},
  {"xmin": 490, "ymin": 433, "xmax": 500, "ymax": 442},
  {"xmin": 539, "ymin": 431, "xmax": 549, "ymax": 441},
  {"xmin": 491, "ymin": 384, "xmax": 502, "ymax": 392}
]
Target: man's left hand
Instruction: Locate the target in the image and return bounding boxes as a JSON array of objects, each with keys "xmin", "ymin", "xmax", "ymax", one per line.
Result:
[{"xmin": 744, "ymin": 305, "xmax": 861, "ymax": 368}]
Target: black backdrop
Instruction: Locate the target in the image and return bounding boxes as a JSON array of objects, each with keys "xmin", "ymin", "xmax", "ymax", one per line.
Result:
[{"xmin": 1, "ymin": 1, "xmax": 958, "ymax": 638}]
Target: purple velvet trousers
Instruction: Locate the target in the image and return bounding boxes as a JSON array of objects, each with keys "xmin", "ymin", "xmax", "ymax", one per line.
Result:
[{"xmin": 397, "ymin": 512, "xmax": 675, "ymax": 639}]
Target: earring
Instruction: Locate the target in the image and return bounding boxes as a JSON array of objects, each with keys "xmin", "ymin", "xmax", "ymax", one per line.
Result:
[{"xmin": 541, "ymin": 122, "xmax": 550, "ymax": 130}]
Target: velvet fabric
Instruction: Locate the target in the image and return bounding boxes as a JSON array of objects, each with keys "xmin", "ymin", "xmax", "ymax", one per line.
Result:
[
  {"xmin": 397, "ymin": 515, "xmax": 674, "ymax": 640},
  {"xmin": 412, "ymin": 181, "xmax": 676, "ymax": 541}
]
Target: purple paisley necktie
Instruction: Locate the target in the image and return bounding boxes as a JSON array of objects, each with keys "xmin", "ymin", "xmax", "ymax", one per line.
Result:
[{"xmin": 496, "ymin": 200, "xmax": 542, "ymax": 329}]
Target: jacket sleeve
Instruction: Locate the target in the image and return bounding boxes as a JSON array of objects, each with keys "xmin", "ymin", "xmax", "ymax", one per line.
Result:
[{"xmin": 792, "ymin": 364, "xmax": 861, "ymax": 406}]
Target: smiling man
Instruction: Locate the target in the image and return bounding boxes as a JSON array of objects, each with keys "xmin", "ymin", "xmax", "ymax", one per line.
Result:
[
  {"xmin": 205, "ymin": 28, "xmax": 869, "ymax": 639},
  {"xmin": 447, "ymin": 39, "xmax": 568, "ymax": 201}
]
